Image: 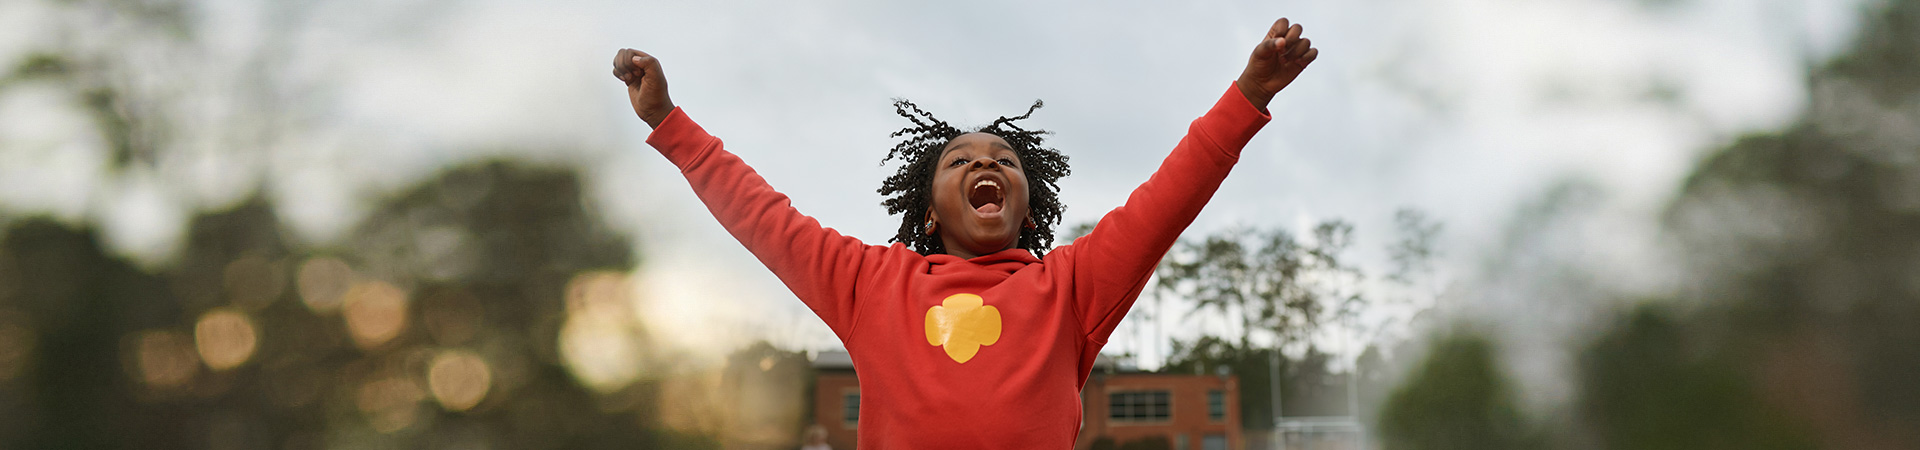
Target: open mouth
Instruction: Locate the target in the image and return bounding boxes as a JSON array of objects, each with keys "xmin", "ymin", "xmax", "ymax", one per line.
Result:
[{"xmin": 968, "ymin": 179, "xmax": 1005, "ymax": 215}]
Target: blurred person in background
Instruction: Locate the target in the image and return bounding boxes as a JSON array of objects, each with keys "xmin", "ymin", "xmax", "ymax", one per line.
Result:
[{"xmin": 799, "ymin": 424, "xmax": 831, "ymax": 450}]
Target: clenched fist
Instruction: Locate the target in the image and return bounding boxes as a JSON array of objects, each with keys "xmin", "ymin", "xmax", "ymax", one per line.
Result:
[
  {"xmin": 1236, "ymin": 18, "xmax": 1320, "ymax": 113},
  {"xmin": 612, "ymin": 48, "xmax": 674, "ymax": 129}
]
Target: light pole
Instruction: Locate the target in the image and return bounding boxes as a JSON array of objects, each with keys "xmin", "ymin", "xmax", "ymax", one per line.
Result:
[{"xmin": 1269, "ymin": 345, "xmax": 1282, "ymax": 449}]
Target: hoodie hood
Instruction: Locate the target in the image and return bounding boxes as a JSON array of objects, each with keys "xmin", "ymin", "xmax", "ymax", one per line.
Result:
[{"xmin": 925, "ymin": 247, "xmax": 1041, "ymax": 275}]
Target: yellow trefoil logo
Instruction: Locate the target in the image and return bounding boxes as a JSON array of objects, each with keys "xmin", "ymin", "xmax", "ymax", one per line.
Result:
[{"xmin": 924, "ymin": 293, "xmax": 1002, "ymax": 363}]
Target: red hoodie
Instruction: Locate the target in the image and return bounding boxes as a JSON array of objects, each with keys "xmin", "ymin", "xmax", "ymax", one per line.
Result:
[{"xmin": 646, "ymin": 83, "xmax": 1269, "ymax": 448}]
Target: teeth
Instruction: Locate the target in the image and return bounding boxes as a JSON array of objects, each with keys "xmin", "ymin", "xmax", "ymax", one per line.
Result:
[{"xmin": 973, "ymin": 180, "xmax": 1000, "ymax": 189}]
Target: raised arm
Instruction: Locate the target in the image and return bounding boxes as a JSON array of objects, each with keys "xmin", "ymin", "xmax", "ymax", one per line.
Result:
[
  {"xmin": 615, "ymin": 49, "xmax": 884, "ymax": 340},
  {"xmin": 1057, "ymin": 18, "xmax": 1318, "ymax": 345}
]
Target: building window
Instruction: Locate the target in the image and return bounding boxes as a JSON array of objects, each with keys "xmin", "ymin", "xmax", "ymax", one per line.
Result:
[
  {"xmin": 1202, "ymin": 434, "xmax": 1228, "ymax": 450},
  {"xmin": 1108, "ymin": 390, "xmax": 1171, "ymax": 422},
  {"xmin": 1207, "ymin": 389, "xmax": 1226, "ymax": 422},
  {"xmin": 843, "ymin": 392, "xmax": 860, "ymax": 427}
]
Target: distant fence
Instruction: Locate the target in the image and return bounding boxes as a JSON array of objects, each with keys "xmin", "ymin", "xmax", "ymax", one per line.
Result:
[{"xmin": 1271, "ymin": 416, "xmax": 1366, "ymax": 450}]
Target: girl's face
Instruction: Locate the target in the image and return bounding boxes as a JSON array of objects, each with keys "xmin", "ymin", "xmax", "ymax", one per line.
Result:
[{"xmin": 929, "ymin": 132, "xmax": 1031, "ymax": 259}]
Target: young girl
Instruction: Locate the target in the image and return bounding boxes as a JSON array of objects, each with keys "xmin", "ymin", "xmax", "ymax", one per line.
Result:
[{"xmin": 613, "ymin": 17, "xmax": 1316, "ymax": 448}]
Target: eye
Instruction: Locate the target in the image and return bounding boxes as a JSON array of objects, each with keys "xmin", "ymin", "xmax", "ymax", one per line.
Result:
[
  {"xmin": 949, "ymin": 157, "xmax": 968, "ymax": 167},
  {"xmin": 997, "ymin": 158, "xmax": 1017, "ymax": 168}
]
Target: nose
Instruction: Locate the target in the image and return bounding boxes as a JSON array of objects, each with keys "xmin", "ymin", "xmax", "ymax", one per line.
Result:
[{"xmin": 970, "ymin": 158, "xmax": 1000, "ymax": 170}]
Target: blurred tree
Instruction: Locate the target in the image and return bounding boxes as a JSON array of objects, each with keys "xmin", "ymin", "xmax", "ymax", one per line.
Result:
[
  {"xmin": 1353, "ymin": 344, "xmax": 1393, "ymax": 428},
  {"xmin": 1154, "ymin": 221, "xmax": 1354, "ymax": 356},
  {"xmin": 0, "ymin": 0, "xmax": 324, "ymax": 175},
  {"xmin": 0, "ymin": 0, "xmax": 712, "ymax": 445},
  {"xmin": 1386, "ymin": 208, "xmax": 1442, "ymax": 290},
  {"xmin": 1153, "ymin": 213, "xmax": 1439, "ymax": 436},
  {"xmin": 329, "ymin": 161, "xmax": 659, "ymax": 449},
  {"xmin": 1654, "ymin": 0, "xmax": 1920, "ymax": 447},
  {"xmin": 1375, "ymin": 328, "xmax": 1534, "ymax": 450},
  {"xmin": 1152, "ymin": 223, "xmax": 1321, "ymax": 433},
  {"xmin": 0, "ymin": 220, "xmax": 187, "ymax": 448},
  {"xmin": 0, "ymin": 160, "xmax": 736, "ymax": 449},
  {"xmin": 1576, "ymin": 305, "xmax": 1813, "ymax": 450}
]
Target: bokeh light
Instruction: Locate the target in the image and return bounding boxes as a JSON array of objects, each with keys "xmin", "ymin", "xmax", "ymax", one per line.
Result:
[
  {"xmin": 427, "ymin": 350, "xmax": 492, "ymax": 412},
  {"xmin": 342, "ymin": 280, "xmax": 409, "ymax": 350},
  {"xmin": 558, "ymin": 271, "xmax": 645, "ymax": 393},
  {"xmin": 559, "ymin": 315, "xmax": 644, "ymax": 394},
  {"xmin": 355, "ymin": 374, "xmax": 424, "ymax": 433},
  {"xmin": 133, "ymin": 330, "xmax": 199, "ymax": 389},
  {"xmin": 193, "ymin": 308, "xmax": 258, "ymax": 371},
  {"xmin": 295, "ymin": 257, "xmax": 353, "ymax": 314},
  {"xmin": 0, "ymin": 0, "xmax": 1915, "ymax": 446},
  {"xmin": 657, "ymin": 370, "xmax": 725, "ymax": 436},
  {"xmin": 565, "ymin": 271, "xmax": 636, "ymax": 318}
]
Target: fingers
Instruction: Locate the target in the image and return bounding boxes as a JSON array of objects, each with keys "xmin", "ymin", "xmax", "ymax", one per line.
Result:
[
  {"xmin": 1267, "ymin": 17, "xmax": 1291, "ymax": 39},
  {"xmin": 1254, "ymin": 33, "xmax": 1280, "ymax": 59},
  {"xmin": 613, "ymin": 49, "xmax": 637, "ymax": 84},
  {"xmin": 1276, "ymin": 24, "xmax": 1303, "ymax": 52},
  {"xmin": 612, "ymin": 48, "xmax": 664, "ymax": 86},
  {"xmin": 1255, "ymin": 18, "xmax": 1292, "ymax": 57},
  {"xmin": 1297, "ymin": 48, "xmax": 1319, "ymax": 67},
  {"xmin": 1287, "ymin": 38, "xmax": 1312, "ymax": 59},
  {"xmin": 1260, "ymin": 20, "xmax": 1307, "ymax": 61},
  {"xmin": 613, "ymin": 48, "xmax": 636, "ymax": 80},
  {"xmin": 631, "ymin": 50, "xmax": 664, "ymax": 86}
]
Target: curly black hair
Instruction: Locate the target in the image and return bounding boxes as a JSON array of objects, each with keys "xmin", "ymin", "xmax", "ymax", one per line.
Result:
[{"xmin": 879, "ymin": 98, "xmax": 1071, "ymax": 257}]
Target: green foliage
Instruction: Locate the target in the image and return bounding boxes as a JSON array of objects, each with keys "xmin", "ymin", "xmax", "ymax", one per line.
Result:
[
  {"xmin": 1654, "ymin": 0, "xmax": 1920, "ymax": 446},
  {"xmin": 1155, "ymin": 220, "xmax": 1360, "ymax": 354},
  {"xmin": 0, "ymin": 161, "xmax": 678, "ymax": 449},
  {"xmin": 1, "ymin": 0, "xmax": 204, "ymax": 171},
  {"xmin": 1576, "ymin": 305, "xmax": 1813, "ymax": 450},
  {"xmin": 1821, "ymin": 0, "xmax": 1920, "ymax": 100},
  {"xmin": 1386, "ymin": 208, "xmax": 1443, "ymax": 286},
  {"xmin": 1376, "ymin": 329, "xmax": 1532, "ymax": 450},
  {"xmin": 0, "ymin": 220, "xmax": 174, "ymax": 448},
  {"xmin": 5, "ymin": 53, "xmax": 67, "ymax": 82},
  {"xmin": 1155, "ymin": 215, "xmax": 1436, "ymax": 432}
]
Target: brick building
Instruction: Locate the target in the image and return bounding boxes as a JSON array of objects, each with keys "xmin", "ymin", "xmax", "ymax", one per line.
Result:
[
  {"xmin": 809, "ymin": 352, "xmax": 1240, "ymax": 450},
  {"xmin": 809, "ymin": 351, "xmax": 862, "ymax": 450}
]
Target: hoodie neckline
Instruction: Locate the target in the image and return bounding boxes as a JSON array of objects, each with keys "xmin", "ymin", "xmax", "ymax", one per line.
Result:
[{"xmin": 926, "ymin": 248, "xmax": 1041, "ymax": 266}]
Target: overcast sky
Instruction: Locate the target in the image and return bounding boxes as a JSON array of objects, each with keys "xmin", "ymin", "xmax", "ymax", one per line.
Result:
[{"xmin": 0, "ymin": 0, "xmax": 1873, "ymax": 382}]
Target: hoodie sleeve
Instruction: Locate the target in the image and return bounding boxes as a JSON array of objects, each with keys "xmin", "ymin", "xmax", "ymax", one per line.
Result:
[
  {"xmin": 645, "ymin": 108, "xmax": 890, "ymax": 341},
  {"xmin": 1052, "ymin": 83, "xmax": 1270, "ymax": 347}
]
